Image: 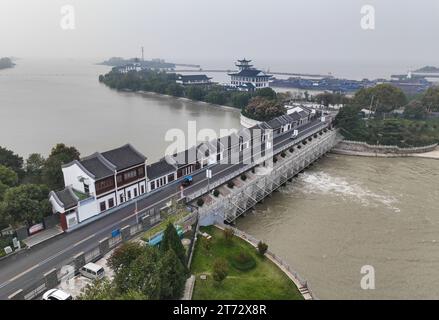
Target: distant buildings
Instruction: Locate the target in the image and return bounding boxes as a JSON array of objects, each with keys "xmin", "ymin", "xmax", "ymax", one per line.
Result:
[
  {"xmin": 229, "ymin": 59, "xmax": 272, "ymax": 92},
  {"xmin": 176, "ymin": 74, "xmax": 212, "ymax": 86}
]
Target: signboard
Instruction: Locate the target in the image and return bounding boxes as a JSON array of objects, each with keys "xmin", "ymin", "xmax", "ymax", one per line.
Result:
[{"xmin": 28, "ymin": 223, "xmax": 44, "ymax": 235}]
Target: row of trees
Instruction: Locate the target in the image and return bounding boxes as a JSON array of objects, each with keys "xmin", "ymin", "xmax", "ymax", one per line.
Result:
[
  {"xmin": 79, "ymin": 223, "xmax": 188, "ymax": 300},
  {"xmin": 99, "ymin": 69, "xmax": 278, "ymax": 110},
  {"xmin": 0, "ymin": 144, "xmax": 80, "ymax": 228},
  {"xmin": 335, "ymin": 84, "xmax": 439, "ymax": 146}
]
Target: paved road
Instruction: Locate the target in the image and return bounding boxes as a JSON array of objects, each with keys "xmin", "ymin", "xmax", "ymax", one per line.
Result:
[{"xmin": 0, "ymin": 118, "xmax": 329, "ymax": 299}]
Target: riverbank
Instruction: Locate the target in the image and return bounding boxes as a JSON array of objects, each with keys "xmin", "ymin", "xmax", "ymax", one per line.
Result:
[
  {"xmin": 136, "ymin": 90, "xmax": 241, "ymax": 113},
  {"xmin": 332, "ymin": 140, "xmax": 439, "ymax": 160}
]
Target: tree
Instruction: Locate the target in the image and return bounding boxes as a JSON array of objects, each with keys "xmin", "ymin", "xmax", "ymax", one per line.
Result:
[
  {"xmin": 231, "ymin": 92, "xmax": 251, "ymax": 108},
  {"xmin": 422, "ymin": 86, "xmax": 439, "ymax": 112},
  {"xmin": 257, "ymin": 241, "xmax": 268, "ymax": 256},
  {"xmin": 117, "ymin": 247, "xmax": 162, "ymax": 299},
  {"xmin": 186, "ymin": 86, "xmax": 206, "ymax": 101},
  {"xmin": 159, "ymin": 249, "xmax": 187, "ymax": 299},
  {"xmin": 161, "ymin": 223, "xmax": 186, "ymax": 267},
  {"xmin": 223, "ymin": 227, "xmax": 234, "ymax": 245},
  {"xmin": 25, "ymin": 153, "xmax": 46, "ymax": 184},
  {"xmin": 353, "ymin": 84, "xmax": 407, "ymax": 114},
  {"xmin": 108, "ymin": 242, "xmax": 145, "ymax": 272},
  {"xmin": 1, "ymin": 184, "xmax": 51, "ymax": 226},
  {"xmin": 242, "ymin": 96, "xmax": 286, "ymax": 121},
  {"xmin": 256, "ymin": 87, "xmax": 277, "ymax": 100},
  {"xmin": 212, "ymin": 258, "xmax": 228, "ymax": 284},
  {"xmin": 404, "ymin": 100, "xmax": 428, "ymax": 120},
  {"xmin": 0, "ymin": 146, "xmax": 23, "ymax": 176},
  {"xmin": 42, "ymin": 144, "xmax": 80, "ymax": 190},
  {"xmin": 0, "ymin": 165, "xmax": 18, "ymax": 187},
  {"xmin": 78, "ymin": 278, "xmax": 116, "ymax": 300}
]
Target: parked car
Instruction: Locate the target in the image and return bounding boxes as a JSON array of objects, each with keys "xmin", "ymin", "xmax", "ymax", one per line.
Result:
[
  {"xmin": 181, "ymin": 175, "xmax": 193, "ymax": 187},
  {"xmin": 79, "ymin": 262, "xmax": 105, "ymax": 280},
  {"xmin": 42, "ymin": 289, "xmax": 73, "ymax": 300}
]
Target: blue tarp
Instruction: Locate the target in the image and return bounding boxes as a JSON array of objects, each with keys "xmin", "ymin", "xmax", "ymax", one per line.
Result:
[{"xmin": 147, "ymin": 226, "xmax": 184, "ymax": 246}]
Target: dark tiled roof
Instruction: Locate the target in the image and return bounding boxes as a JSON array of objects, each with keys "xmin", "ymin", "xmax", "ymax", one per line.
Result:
[
  {"xmin": 287, "ymin": 112, "xmax": 302, "ymax": 121},
  {"xmin": 229, "ymin": 69, "xmax": 270, "ymax": 77},
  {"xmin": 80, "ymin": 154, "xmax": 114, "ymax": 179},
  {"xmin": 147, "ymin": 159, "xmax": 177, "ymax": 180},
  {"xmin": 177, "ymin": 74, "xmax": 211, "ymax": 81},
  {"xmin": 266, "ymin": 118, "xmax": 282, "ymax": 129},
  {"xmin": 55, "ymin": 187, "xmax": 78, "ymax": 209},
  {"xmin": 101, "ymin": 144, "xmax": 146, "ymax": 171}
]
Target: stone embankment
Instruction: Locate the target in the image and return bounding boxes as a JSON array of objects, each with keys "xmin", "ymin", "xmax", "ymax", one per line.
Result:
[{"xmin": 332, "ymin": 140, "xmax": 439, "ymax": 160}]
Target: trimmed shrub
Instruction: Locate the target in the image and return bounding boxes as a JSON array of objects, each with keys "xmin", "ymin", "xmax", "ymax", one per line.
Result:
[
  {"xmin": 197, "ymin": 198, "xmax": 204, "ymax": 207},
  {"xmin": 230, "ymin": 251, "xmax": 256, "ymax": 271},
  {"xmin": 281, "ymin": 152, "xmax": 286, "ymax": 158},
  {"xmin": 227, "ymin": 181, "xmax": 235, "ymax": 189},
  {"xmin": 213, "ymin": 189, "xmax": 220, "ymax": 197},
  {"xmin": 240, "ymin": 174, "xmax": 247, "ymax": 181},
  {"xmin": 257, "ymin": 241, "xmax": 268, "ymax": 256},
  {"xmin": 289, "ymin": 147, "xmax": 294, "ymax": 153},
  {"xmin": 297, "ymin": 145, "xmax": 302, "ymax": 149}
]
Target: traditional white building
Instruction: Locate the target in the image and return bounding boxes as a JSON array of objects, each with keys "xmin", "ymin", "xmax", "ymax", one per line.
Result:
[
  {"xmin": 228, "ymin": 59, "xmax": 272, "ymax": 91},
  {"xmin": 49, "ymin": 144, "xmax": 148, "ymax": 231},
  {"xmin": 176, "ymin": 74, "xmax": 212, "ymax": 86}
]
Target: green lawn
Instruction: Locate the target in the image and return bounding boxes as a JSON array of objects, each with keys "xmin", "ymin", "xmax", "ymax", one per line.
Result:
[{"xmin": 191, "ymin": 226, "xmax": 303, "ymax": 300}]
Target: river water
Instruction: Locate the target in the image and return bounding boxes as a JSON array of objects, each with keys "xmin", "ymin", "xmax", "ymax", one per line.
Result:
[
  {"xmin": 1, "ymin": 59, "xmax": 438, "ymax": 299},
  {"xmin": 237, "ymin": 154, "xmax": 439, "ymax": 299}
]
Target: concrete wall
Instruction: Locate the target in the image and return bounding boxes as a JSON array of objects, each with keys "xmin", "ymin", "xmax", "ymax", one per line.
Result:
[
  {"xmin": 334, "ymin": 140, "xmax": 438, "ymax": 155},
  {"xmin": 240, "ymin": 113, "xmax": 261, "ymax": 128}
]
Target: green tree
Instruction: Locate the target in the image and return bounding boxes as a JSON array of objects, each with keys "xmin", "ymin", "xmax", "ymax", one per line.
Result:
[
  {"xmin": 0, "ymin": 165, "xmax": 18, "ymax": 187},
  {"xmin": 118, "ymin": 247, "xmax": 162, "ymax": 299},
  {"xmin": 231, "ymin": 92, "xmax": 251, "ymax": 108},
  {"xmin": 0, "ymin": 146, "xmax": 24, "ymax": 177},
  {"xmin": 223, "ymin": 227, "xmax": 235, "ymax": 245},
  {"xmin": 108, "ymin": 241, "xmax": 145, "ymax": 272},
  {"xmin": 256, "ymin": 87, "xmax": 277, "ymax": 100},
  {"xmin": 1, "ymin": 184, "xmax": 51, "ymax": 226},
  {"xmin": 353, "ymin": 84, "xmax": 407, "ymax": 114},
  {"xmin": 42, "ymin": 144, "xmax": 80, "ymax": 190},
  {"xmin": 159, "ymin": 249, "xmax": 187, "ymax": 299},
  {"xmin": 404, "ymin": 100, "xmax": 428, "ymax": 120},
  {"xmin": 257, "ymin": 241, "xmax": 268, "ymax": 256},
  {"xmin": 212, "ymin": 258, "xmax": 228, "ymax": 284},
  {"xmin": 161, "ymin": 223, "xmax": 186, "ymax": 267},
  {"xmin": 422, "ymin": 86, "xmax": 439, "ymax": 112},
  {"xmin": 186, "ymin": 86, "xmax": 206, "ymax": 101},
  {"xmin": 242, "ymin": 96, "xmax": 286, "ymax": 121},
  {"xmin": 78, "ymin": 278, "xmax": 116, "ymax": 300},
  {"xmin": 25, "ymin": 153, "xmax": 46, "ymax": 184}
]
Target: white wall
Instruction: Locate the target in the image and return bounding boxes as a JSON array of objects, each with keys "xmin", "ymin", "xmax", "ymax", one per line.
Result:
[
  {"xmin": 62, "ymin": 163, "xmax": 96, "ymax": 195},
  {"xmin": 77, "ymin": 198, "xmax": 99, "ymax": 222}
]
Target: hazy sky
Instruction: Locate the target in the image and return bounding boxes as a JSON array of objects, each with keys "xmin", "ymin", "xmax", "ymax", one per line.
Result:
[{"xmin": 1, "ymin": 0, "xmax": 438, "ymax": 65}]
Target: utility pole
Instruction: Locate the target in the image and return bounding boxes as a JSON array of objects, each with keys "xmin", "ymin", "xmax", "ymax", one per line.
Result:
[{"xmin": 141, "ymin": 46, "xmax": 144, "ymax": 62}]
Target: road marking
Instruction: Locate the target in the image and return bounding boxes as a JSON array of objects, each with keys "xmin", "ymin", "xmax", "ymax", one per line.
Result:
[{"xmin": 0, "ymin": 263, "xmax": 42, "ymax": 289}]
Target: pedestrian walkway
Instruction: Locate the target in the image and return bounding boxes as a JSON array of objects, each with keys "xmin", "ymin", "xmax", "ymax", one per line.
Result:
[{"xmin": 23, "ymin": 226, "xmax": 64, "ymax": 248}]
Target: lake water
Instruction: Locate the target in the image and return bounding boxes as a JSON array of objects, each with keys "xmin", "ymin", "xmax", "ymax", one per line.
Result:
[{"xmin": 0, "ymin": 59, "xmax": 240, "ymax": 161}]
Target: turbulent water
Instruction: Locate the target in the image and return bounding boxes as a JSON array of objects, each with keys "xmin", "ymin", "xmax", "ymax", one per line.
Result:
[{"xmin": 237, "ymin": 154, "xmax": 439, "ymax": 299}]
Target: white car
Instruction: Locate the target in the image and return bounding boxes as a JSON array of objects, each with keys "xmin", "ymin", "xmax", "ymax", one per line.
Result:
[{"xmin": 42, "ymin": 289, "xmax": 73, "ymax": 300}]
